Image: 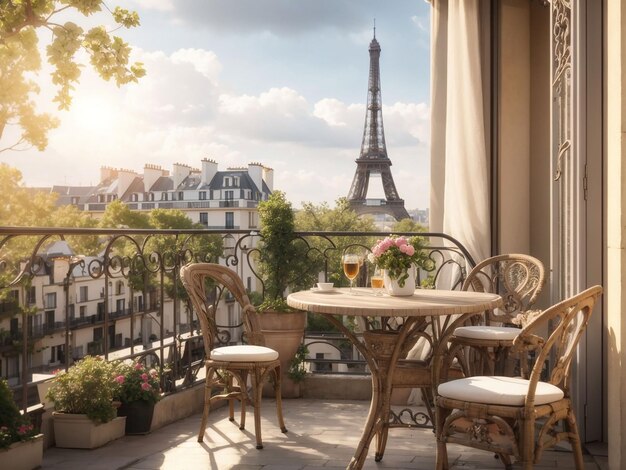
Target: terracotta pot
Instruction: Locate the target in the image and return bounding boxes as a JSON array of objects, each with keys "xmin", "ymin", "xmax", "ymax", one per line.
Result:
[{"xmin": 258, "ymin": 310, "xmax": 307, "ymax": 398}]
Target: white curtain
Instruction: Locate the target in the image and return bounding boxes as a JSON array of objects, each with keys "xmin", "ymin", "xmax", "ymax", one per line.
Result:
[
  {"xmin": 407, "ymin": 0, "xmax": 491, "ymax": 406},
  {"xmin": 429, "ymin": 0, "xmax": 491, "ymax": 264}
]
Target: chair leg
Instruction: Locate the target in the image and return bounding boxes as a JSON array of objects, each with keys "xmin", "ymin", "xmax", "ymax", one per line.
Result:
[
  {"xmin": 497, "ymin": 453, "xmax": 513, "ymax": 470},
  {"xmin": 252, "ymin": 368, "xmax": 264, "ymax": 449},
  {"xmin": 198, "ymin": 368, "xmax": 213, "ymax": 443},
  {"xmin": 435, "ymin": 404, "xmax": 450, "ymax": 470},
  {"xmin": 227, "ymin": 373, "xmax": 235, "ymax": 422},
  {"xmin": 239, "ymin": 371, "xmax": 248, "ymax": 430},
  {"xmin": 272, "ymin": 366, "xmax": 287, "ymax": 433},
  {"xmin": 566, "ymin": 409, "xmax": 585, "ymax": 470},
  {"xmin": 518, "ymin": 416, "xmax": 535, "ymax": 470}
]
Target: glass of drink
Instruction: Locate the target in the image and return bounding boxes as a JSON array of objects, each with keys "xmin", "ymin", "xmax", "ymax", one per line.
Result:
[
  {"xmin": 370, "ymin": 267, "xmax": 384, "ymax": 296},
  {"xmin": 342, "ymin": 253, "xmax": 361, "ymax": 293}
]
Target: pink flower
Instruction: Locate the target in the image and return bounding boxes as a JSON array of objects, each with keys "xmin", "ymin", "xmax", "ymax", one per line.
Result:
[
  {"xmin": 141, "ymin": 382, "xmax": 151, "ymax": 391},
  {"xmin": 115, "ymin": 375, "xmax": 125, "ymax": 384},
  {"xmin": 141, "ymin": 373, "xmax": 149, "ymax": 381},
  {"xmin": 17, "ymin": 424, "xmax": 33, "ymax": 435},
  {"xmin": 405, "ymin": 245, "xmax": 415, "ymax": 256},
  {"xmin": 135, "ymin": 363, "xmax": 143, "ymax": 370},
  {"xmin": 149, "ymin": 369, "xmax": 158, "ymax": 377},
  {"xmin": 395, "ymin": 237, "xmax": 408, "ymax": 247}
]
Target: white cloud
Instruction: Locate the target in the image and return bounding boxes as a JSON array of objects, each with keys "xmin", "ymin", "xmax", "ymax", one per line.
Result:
[
  {"xmin": 219, "ymin": 87, "xmax": 307, "ymax": 116},
  {"xmin": 170, "ymin": 49, "xmax": 222, "ymax": 83},
  {"xmin": 313, "ymin": 98, "xmax": 363, "ymax": 127},
  {"xmin": 129, "ymin": 0, "xmax": 174, "ymax": 12}
]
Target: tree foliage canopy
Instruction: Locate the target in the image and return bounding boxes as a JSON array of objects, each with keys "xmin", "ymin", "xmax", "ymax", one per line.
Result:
[{"xmin": 0, "ymin": 0, "xmax": 144, "ymax": 153}]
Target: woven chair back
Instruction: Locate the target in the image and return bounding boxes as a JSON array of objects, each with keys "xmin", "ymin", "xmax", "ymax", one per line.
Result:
[{"xmin": 180, "ymin": 263, "xmax": 266, "ymax": 356}]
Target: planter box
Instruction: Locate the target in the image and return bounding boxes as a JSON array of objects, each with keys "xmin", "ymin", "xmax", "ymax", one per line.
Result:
[
  {"xmin": 53, "ymin": 413, "xmax": 126, "ymax": 449},
  {"xmin": 0, "ymin": 434, "xmax": 44, "ymax": 470}
]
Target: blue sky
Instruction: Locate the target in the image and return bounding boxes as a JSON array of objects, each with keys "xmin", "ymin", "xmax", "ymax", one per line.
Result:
[{"xmin": 2, "ymin": 0, "xmax": 432, "ymax": 209}]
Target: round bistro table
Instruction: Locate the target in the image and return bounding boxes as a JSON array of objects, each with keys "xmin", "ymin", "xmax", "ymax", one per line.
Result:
[{"xmin": 287, "ymin": 287, "xmax": 503, "ymax": 470}]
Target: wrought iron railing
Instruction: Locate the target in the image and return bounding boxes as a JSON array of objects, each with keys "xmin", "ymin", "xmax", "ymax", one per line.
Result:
[{"xmin": 0, "ymin": 227, "xmax": 474, "ymax": 409}]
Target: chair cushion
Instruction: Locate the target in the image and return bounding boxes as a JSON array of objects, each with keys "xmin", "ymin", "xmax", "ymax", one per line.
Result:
[
  {"xmin": 453, "ymin": 325, "xmax": 520, "ymax": 341},
  {"xmin": 438, "ymin": 376, "xmax": 564, "ymax": 406},
  {"xmin": 210, "ymin": 345, "xmax": 279, "ymax": 362}
]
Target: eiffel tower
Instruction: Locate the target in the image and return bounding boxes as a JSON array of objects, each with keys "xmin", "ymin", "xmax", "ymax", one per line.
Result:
[{"xmin": 347, "ymin": 29, "xmax": 410, "ymax": 221}]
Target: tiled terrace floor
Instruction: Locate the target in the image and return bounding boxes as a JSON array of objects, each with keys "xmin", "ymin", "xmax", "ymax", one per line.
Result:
[{"xmin": 43, "ymin": 399, "xmax": 607, "ymax": 470}]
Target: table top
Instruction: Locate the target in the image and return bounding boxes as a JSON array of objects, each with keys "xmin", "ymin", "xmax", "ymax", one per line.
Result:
[{"xmin": 286, "ymin": 287, "xmax": 502, "ymax": 317}]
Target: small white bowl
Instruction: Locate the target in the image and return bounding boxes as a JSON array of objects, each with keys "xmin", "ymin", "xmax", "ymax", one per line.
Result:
[{"xmin": 316, "ymin": 282, "xmax": 334, "ymax": 291}]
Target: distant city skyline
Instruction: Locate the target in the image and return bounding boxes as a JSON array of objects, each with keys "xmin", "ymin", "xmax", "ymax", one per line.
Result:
[{"xmin": 0, "ymin": 0, "xmax": 431, "ymax": 210}]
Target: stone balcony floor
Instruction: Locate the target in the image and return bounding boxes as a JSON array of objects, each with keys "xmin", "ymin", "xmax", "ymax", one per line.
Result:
[{"xmin": 42, "ymin": 399, "xmax": 607, "ymax": 470}]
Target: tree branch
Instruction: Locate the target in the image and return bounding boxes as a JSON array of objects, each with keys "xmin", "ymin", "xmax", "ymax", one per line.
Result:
[
  {"xmin": 46, "ymin": 5, "xmax": 72, "ymax": 22},
  {"xmin": 0, "ymin": 137, "xmax": 32, "ymax": 154}
]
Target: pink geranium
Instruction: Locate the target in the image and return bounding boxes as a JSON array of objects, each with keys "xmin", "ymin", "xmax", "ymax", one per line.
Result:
[
  {"xmin": 114, "ymin": 360, "xmax": 161, "ymax": 405},
  {"xmin": 368, "ymin": 235, "xmax": 426, "ymax": 288}
]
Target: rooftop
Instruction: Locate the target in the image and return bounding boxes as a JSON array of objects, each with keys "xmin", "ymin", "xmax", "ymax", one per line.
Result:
[{"xmin": 42, "ymin": 399, "xmax": 606, "ymax": 470}]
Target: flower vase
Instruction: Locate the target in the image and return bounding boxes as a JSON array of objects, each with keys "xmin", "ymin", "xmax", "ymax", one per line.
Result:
[
  {"xmin": 117, "ymin": 400, "xmax": 155, "ymax": 435},
  {"xmin": 383, "ymin": 267, "xmax": 416, "ymax": 296}
]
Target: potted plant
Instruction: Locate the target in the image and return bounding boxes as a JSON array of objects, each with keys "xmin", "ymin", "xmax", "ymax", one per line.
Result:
[
  {"xmin": 285, "ymin": 344, "xmax": 309, "ymax": 398},
  {"xmin": 368, "ymin": 235, "xmax": 430, "ymax": 296},
  {"xmin": 46, "ymin": 355, "xmax": 126, "ymax": 449},
  {"xmin": 0, "ymin": 379, "xmax": 42, "ymax": 470},
  {"xmin": 255, "ymin": 191, "xmax": 312, "ymax": 397},
  {"xmin": 114, "ymin": 361, "xmax": 160, "ymax": 434}
]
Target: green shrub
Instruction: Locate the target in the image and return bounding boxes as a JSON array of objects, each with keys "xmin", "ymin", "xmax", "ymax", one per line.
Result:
[
  {"xmin": 47, "ymin": 356, "xmax": 121, "ymax": 424},
  {"xmin": 0, "ymin": 379, "xmax": 37, "ymax": 448}
]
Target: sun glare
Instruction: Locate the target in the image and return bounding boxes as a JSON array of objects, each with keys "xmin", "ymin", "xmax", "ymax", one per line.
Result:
[{"xmin": 69, "ymin": 95, "xmax": 119, "ymax": 133}]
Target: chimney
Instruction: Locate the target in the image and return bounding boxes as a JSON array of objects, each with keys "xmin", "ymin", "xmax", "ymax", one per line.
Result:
[
  {"xmin": 262, "ymin": 166, "xmax": 274, "ymax": 193},
  {"xmin": 248, "ymin": 162, "xmax": 263, "ymax": 193},
  {"xmin": 172, "ymin": 162, "xmax": 191, "ymax": 189},
  {"xmin": 100, "ymin": 166, "xmax": 118, "ymax": 183},
  {"xmin": 143, "ymin": 164, "xmax": 165, "ymax": 191},
  {"xmin": 200, "ymin": 158, "xmax": 218, "ymax": 187},
  {"xmin": 117, "ymin": 168, "xmax": 138, "ymax": 198}
]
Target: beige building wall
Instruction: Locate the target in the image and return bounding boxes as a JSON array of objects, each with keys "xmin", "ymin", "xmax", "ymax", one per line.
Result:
[
  {"xmin": 498, "ymin": 0, "xmax": 531, "ymax": 255},
  {"xmin": 528, "ymin": 1, "xmax": 551, "ymax": 309},
  {"xmin": 606, "ymin": 1, "xmax": 626, "ymax": 467}
]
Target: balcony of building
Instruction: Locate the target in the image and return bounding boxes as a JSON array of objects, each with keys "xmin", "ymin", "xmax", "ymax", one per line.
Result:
[
  {"xmin": 0, "ymin": 226, "xmax": 610, "ymax": 470},
  {"xmin": 39, "ymin": 398, "xmax": 605, "ymax": 470}
]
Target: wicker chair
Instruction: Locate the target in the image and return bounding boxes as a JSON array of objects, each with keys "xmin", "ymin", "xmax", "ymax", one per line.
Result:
[
  {"xmin": 449, "ymin": 254, "xmax": 546, "ymax": 376},
  {"xmin": 180, "ymin": 263, "xmax": 287, "ymax": 449},
  {"xmin": 435, "ymin": 285, "xmax": 602, "ymax": 470}
]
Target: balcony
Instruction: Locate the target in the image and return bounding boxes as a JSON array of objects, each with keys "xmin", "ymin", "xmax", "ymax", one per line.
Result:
[
  {"xmin": 0, "ymin": 227, "xmax": 605, "ymax": 469},
  {"xmin": 41, "ymin": 398, "xmax": 605, "ymax": 469}
]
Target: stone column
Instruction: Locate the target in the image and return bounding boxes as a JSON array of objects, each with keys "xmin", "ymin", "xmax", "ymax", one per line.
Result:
[{"xmin": 606, "ymin": 1, "xmax": 626, "ymax": 468}]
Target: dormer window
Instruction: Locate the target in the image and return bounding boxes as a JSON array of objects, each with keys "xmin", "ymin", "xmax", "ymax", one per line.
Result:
[
  {"xmin": 71, "ymin": 196, "xmax": 79, "ymax": 205},
  {"xmin": 161, "ymin": 192, "xmax": 168, "ymax": 201},
  {"xmin": 224, "ymin": 177, "xmax": 232, "ymax": 187},
  {"xmin": 131, "ymin": 194, "xmax": 138, "ymax": 202},
  {"xmin": 98, "ymin": 194, "xmax": 105, "ymax": 203},
  {"xmin": 233, "ymin": 176, "xmax": 240, "ymax": 187},
  {"xmin": 149, "ymin": 193, "xmax": 155, "ymax": 202}
]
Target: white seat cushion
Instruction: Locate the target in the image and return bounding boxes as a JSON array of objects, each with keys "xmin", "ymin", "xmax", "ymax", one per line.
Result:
[
  {"xmin": 438, "ymin": 376, "xmax": 564, "ymax": 406},
  {"xmin": 210, "ymin": 345, "xmax": 279, "ymax": 362},
  {"xmin": 453, "ymin": 325, "xmax": 520, "ymax": 341}
]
